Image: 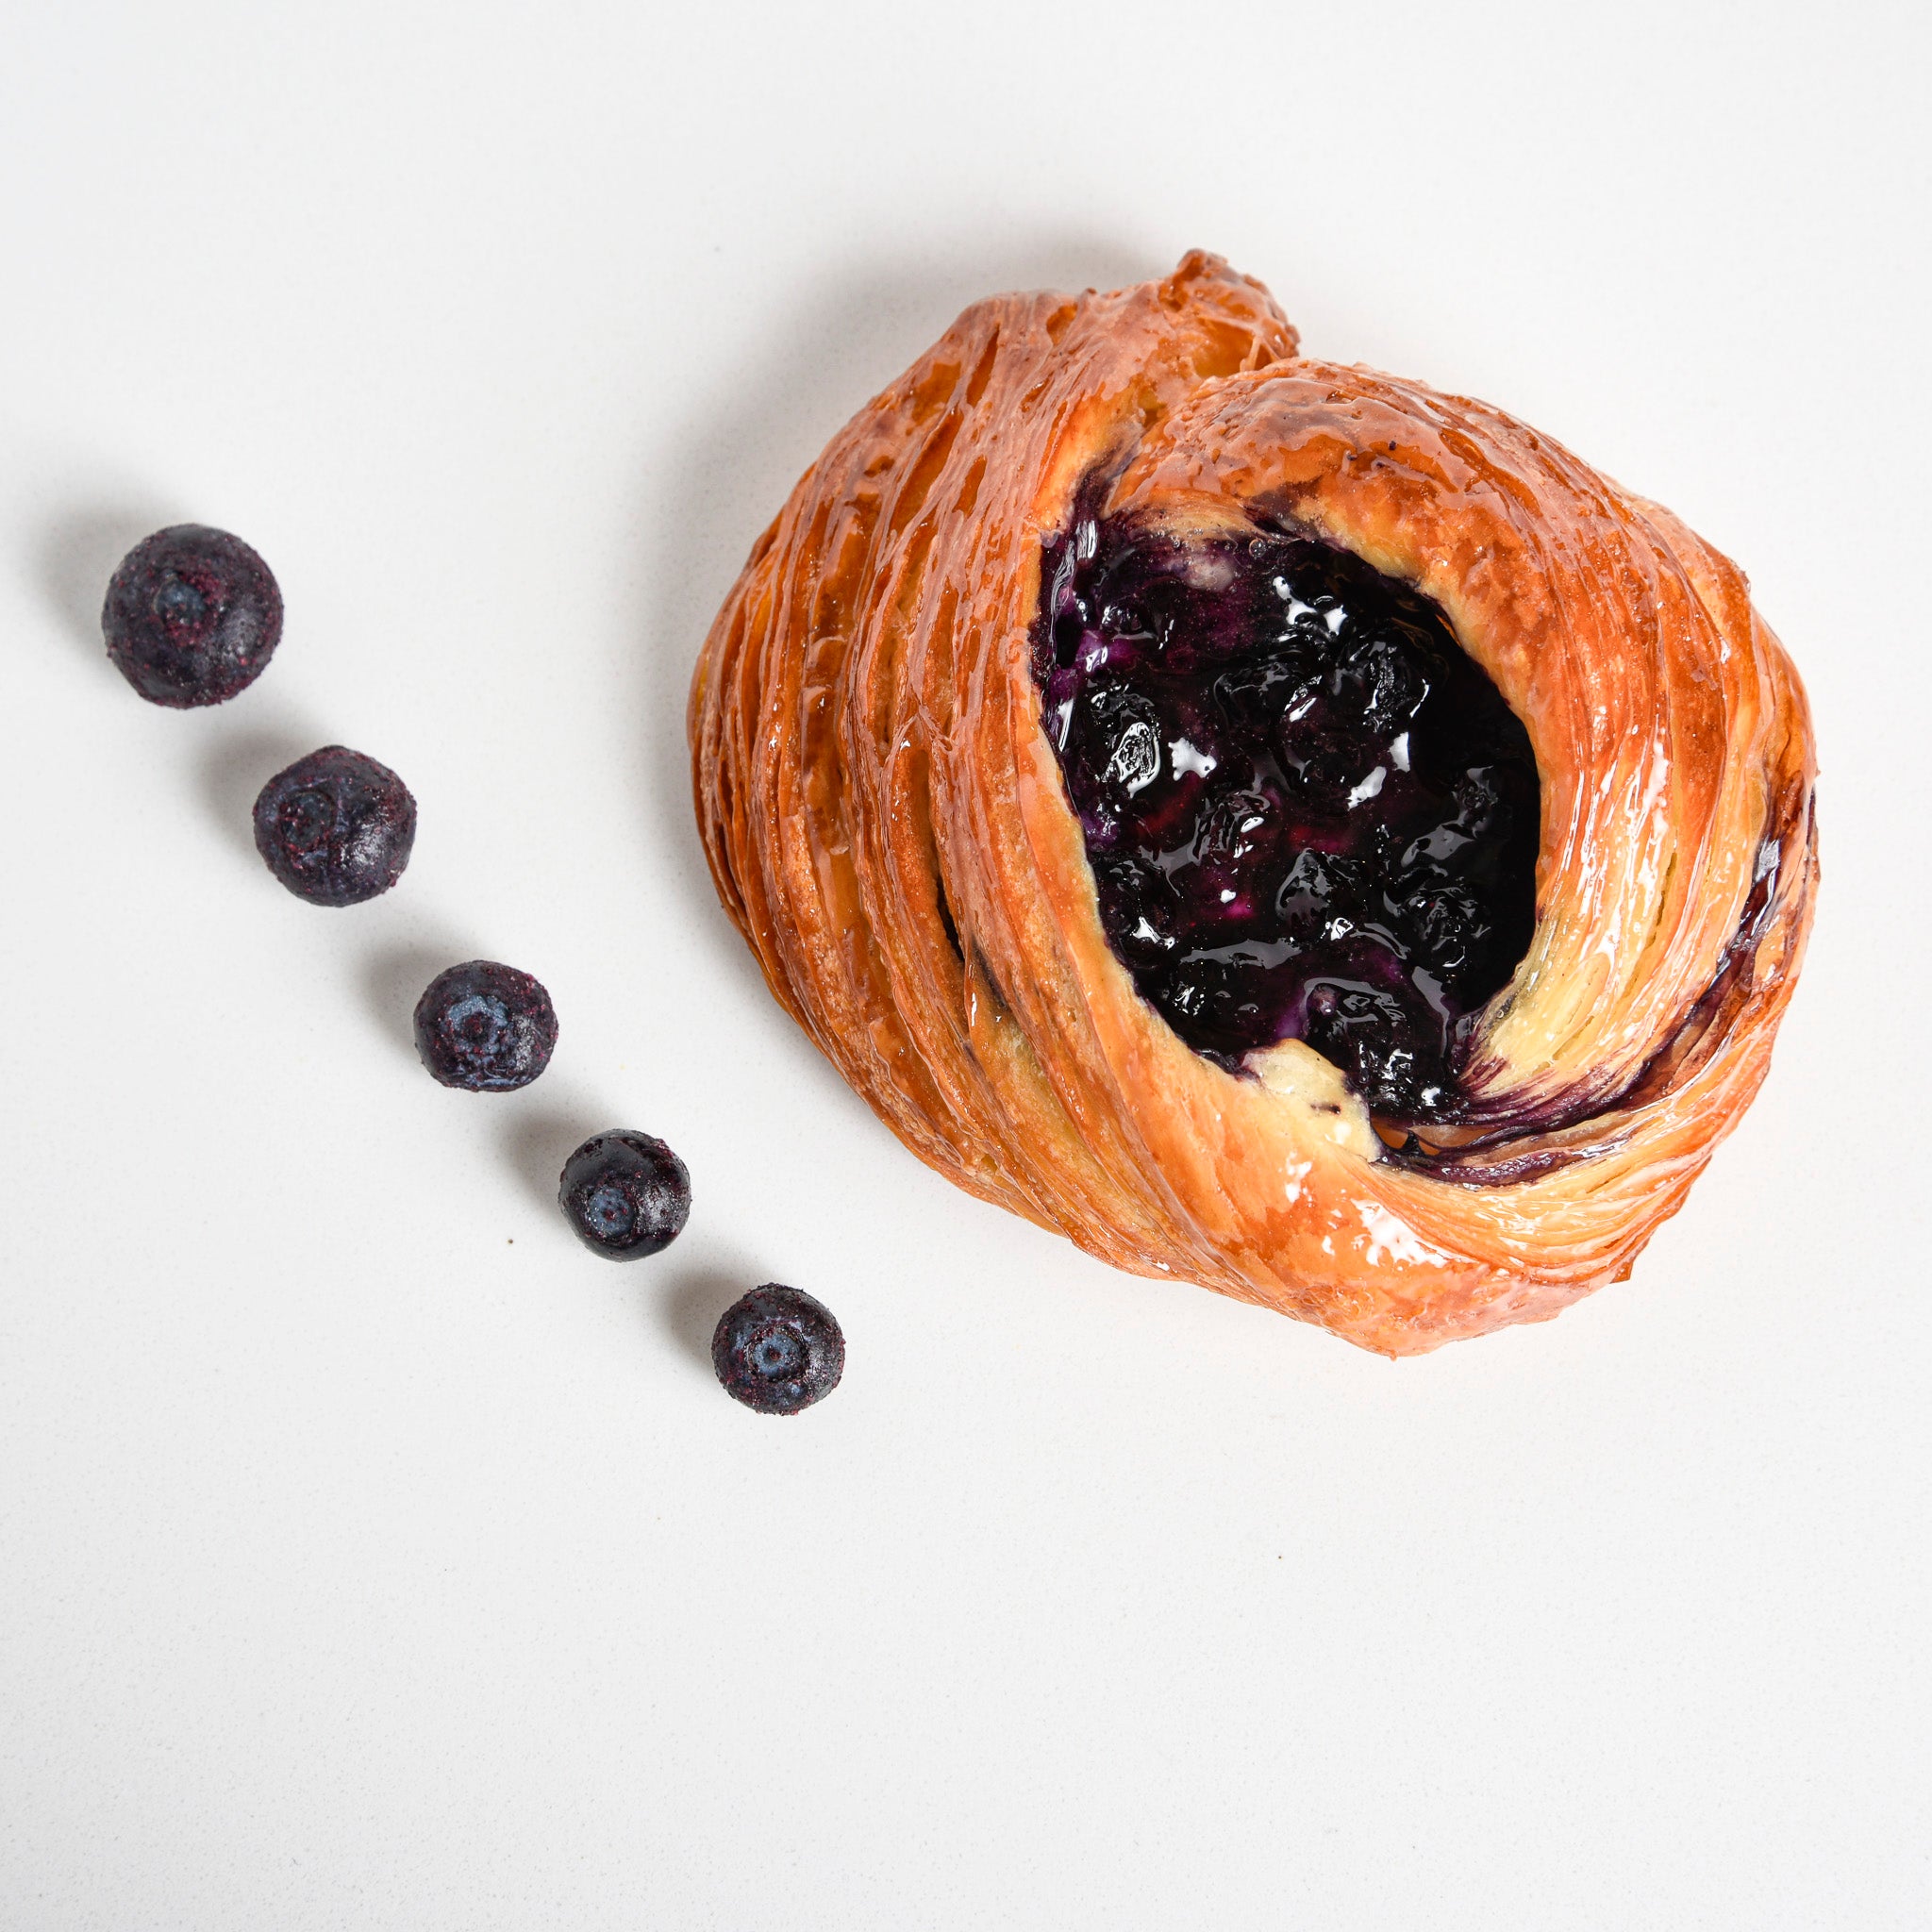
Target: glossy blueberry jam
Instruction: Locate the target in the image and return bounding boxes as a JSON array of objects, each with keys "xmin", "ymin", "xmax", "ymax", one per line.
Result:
[
  {"xmin": 101, "ymin": 525, "xmax": 282, "ymax": 708},
  {"xmin": 413, "ymin": 959, "xmax": 558, "ymax": 1092},
  {"xmin": 558, "ymin": 1130, "xmax": 691, "ymax": 1259},
  {"xmin": 711, "ymin": 1285, "xmax": 845, "ymax": 1415},
  {"xmin": 1033, "ymin": 513, "xmax": 1540, "ymax": 1123},
  {"xmin": 252, "ymin": 745, "xmax": 417, "ymax": 907}
]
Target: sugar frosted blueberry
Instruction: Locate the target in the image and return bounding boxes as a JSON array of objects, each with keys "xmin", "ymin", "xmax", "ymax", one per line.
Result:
[
  {"xmin": 413, "ymin": 960, "xmax": 558, "ymax": 1091},
  {"xmin": 253, "ymin": 746, "xmax": 417, "ymax": 907},
  {"xmin": 712, "ymin": 1286, "xmax": 844, "ymax": 1414},
  {"xmin": 102, "ymin": 525, "xmax": 282, "ymax": 707},
  {"xmin": 558, "ymin": 1131, "xmax": 691, "ymax": 1258}
]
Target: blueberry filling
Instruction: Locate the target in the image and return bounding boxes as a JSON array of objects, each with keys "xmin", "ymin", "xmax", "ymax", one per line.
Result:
[{"xmin": 1032, "ymin": 512, "xmax": 1540, "ymax": 1124}]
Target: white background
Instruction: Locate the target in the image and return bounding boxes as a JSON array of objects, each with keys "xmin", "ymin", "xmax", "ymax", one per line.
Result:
[{"xmin": 1, "ymin": 3, "xmax": 1925, "ymax": 1926}]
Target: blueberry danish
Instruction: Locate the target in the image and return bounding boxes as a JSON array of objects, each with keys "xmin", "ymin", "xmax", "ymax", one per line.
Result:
[{"xmin": 689, "ymin": 254, "xmax": 1816, "ymax": 1356}]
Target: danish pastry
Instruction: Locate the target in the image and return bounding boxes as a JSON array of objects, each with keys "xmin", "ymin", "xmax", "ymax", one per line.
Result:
[{"xmin": 689, "ymin": 253, "xmax": 1816, "ymax": 1356}]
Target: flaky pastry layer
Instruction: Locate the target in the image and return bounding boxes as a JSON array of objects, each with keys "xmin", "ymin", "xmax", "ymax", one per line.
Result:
[{"xmin": 689, "ymin": 253, "xmax": 1817, "ymax": 1356}]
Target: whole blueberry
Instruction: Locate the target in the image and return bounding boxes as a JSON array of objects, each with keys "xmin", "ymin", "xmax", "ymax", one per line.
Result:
[
  {"xmin": 711, "ymin": 1285, "xmax": 844, "ymax": 1415},
  {"xmin": 252, "ymin": 746, "xmax": 417, "ymax": 907},
  {"xmin": 413, "ymin": 960, "xmax": 558, "ymax": 1091},
  {"xmin": 558, "ymin": 1131, "xmax": 691, "ymax": 1259},
  {"xmin": 102, "ymin": 525, "xmax": 282, "ymax": 707}
]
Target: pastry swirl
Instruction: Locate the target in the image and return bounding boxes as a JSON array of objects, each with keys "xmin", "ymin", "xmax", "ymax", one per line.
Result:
[{"xmin": 689, "ymin": 252, "xmax": 1817, "ymax": 1356}]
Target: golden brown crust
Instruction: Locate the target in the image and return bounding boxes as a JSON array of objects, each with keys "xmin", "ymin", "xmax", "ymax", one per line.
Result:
[{"xmin": 689, "ymin": 253, "xmax": 1818, "ymax": 1356}]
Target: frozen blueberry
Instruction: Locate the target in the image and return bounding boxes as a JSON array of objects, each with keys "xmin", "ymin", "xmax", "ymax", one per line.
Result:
[
  {"xmin": 413, "ymin": 960, "xmax": 558, "ymax": 1091},
  {"xmin": 558, "ymin": 1131, "xmax": 690, "ymax": 1259},
  {"xmin": 711, "ymin": 1285, "xmax": 844, "ymax": 1415},
  {"xmin": 101, "ymin": 524, "xmax": 282, "ymax": 707},
  {"xmin": 252, "ymin": 746, "xmax": 417, "ymax": 907}
]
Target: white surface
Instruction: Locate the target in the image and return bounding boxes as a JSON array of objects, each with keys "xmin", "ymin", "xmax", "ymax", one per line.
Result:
[{"xmin": 1, "ymin": 2, "xmax": 1926, "ymax": 1925}]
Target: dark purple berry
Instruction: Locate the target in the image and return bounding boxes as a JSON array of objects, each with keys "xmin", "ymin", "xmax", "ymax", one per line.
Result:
[
  {"xmin": 252, "ymin": 746, "xmax": 417, "ymax": 907},
  {"xmin": 558, "ymin": 1131, "xmax": 690, "ymax": 1259},
  {"xmin": 101, "ymin": 525, "xmax": 282, "ymax": 707},
  {"xmin": 412, "ymin": 960, "xmax": 558, "ymax": 1091},
  {"xmin": 711, "ymin": 1285, "xmax": 844, "ymax": 1415},
  {"xmin": 1400, "ymin": 881, "xmax": 1489, "ymax": 983}
]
